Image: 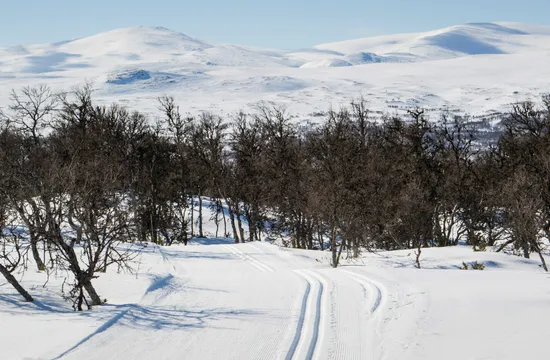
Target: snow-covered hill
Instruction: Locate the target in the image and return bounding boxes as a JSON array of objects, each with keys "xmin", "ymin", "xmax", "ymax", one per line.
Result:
[
  {"xmin": 312, "ymin": 22, "xmax": 550, "ymax": 61},
  {"xmin": 1, "ymin": 22, "xmax": 550, "ymax": 118}
]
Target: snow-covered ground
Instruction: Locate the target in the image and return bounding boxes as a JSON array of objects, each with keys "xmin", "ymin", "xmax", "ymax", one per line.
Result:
[
  {"xmin": 2, "ymin": 23, "xmax": 550, "ymax": 359},
  {"xmin": 1, "ymin": 22, "xmax": 550, "ymax": 118},
  {"xmin": 1, "ymin": 237, "xmax": 548, "ymax": 360}
]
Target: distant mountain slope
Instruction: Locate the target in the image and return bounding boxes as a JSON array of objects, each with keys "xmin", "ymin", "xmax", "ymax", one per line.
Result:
[
  {"xmin": 0, "ymin": 22, "xmax": 550, "ymax": 118},
  {"xmin": 0, "ymin": 26, "xmax": 295, "ymax": 74},
  {"xmin": 310, "ymin": 22, "xmax": 550, "ymax": 63}
]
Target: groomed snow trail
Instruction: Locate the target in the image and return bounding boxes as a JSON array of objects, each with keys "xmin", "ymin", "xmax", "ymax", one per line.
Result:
[
  {"xmin": 221, "ymin": 244, "xmax": 275, "ymax": 272},
  {"xmin": 49, "ymin": 241, "xmax": 397, "ymax": 360},
  {"xmin": 3, "ymin": 241, "xmax": 549, "ymax": 359},
  {"xmin": 286, "ymin": 269, "xmax": 327, "ymax": 360},
  {"xmin": 342, "ymin": 270, "xmax": 389, "ymax": 360}
]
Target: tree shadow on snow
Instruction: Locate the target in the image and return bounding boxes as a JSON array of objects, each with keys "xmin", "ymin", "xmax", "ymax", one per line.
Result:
[
  {"xmin": 0, "ymin": 292, "xmax": 115, "ymax": 319},
  {"xmin": 120, "ymin": 305, "xmax": 261, "ymax": 330},
  {"xmin": 160, "ymin": 248, "xmax": 235, "ymax": 261},
  {"xmin": 188, "ymin": 237, "xmax": 236, "ymax": 245},
  {"xmin": 53, "ymin": 304, "xmax": 264, "ymax": 359}
]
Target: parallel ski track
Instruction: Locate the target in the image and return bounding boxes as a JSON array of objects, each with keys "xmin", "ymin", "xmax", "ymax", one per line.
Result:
[
  {"xmin": 286, "ymin": 269, "xmax": 327, "ymax": 360},
  {"xmin": 221, "ymin": 244, "xmax": 274, "ymax": 272},
  {"xmin": 342, "ymin": 270, "xmax": 387, "ymax": 315},
  {"xmin": 343, "ymin": 269, "xmax": 389, "ymax": 360}
]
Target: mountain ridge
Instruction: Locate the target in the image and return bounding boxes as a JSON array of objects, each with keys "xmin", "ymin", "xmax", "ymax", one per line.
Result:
[{"xmin": 0, "ymin": 22, "xmax": 549, "ymax": 118}]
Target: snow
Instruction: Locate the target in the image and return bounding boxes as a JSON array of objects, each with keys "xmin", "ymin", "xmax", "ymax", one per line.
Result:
[
  {"xmin": 2, "ymin": 22, "xmax": 550, "ymax": 360},
  {"xmin": 1, "ymin": 22, "xmax": 550, "ymax": 119},
  {"xmin": 300, "ymin": 59, "xmax": 353, "ymax": 68},
  {"xmin": 1, "ymin": 228, "xmax": 549, "ymax": 360},
  {"xmin": 313, "ymin": 22, "xmax": 550, "ymax": 59}
]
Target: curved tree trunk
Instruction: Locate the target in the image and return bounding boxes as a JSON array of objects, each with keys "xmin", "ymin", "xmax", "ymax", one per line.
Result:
[
  {"xmin": 0, "ymin": 264, "xmax": 34, "ymax": 302},
  {"xmin": 83, "ymin": 278, "xmax": 102, "ymax": 306},
  {"xmin": 30, "ymin": 234, "xmax": 46, "ymax": 271},
  {"xmin": 15, "ymin": 206, "xmax": 46, "ymax": 271},
  {"xmin": 56, "ymin": 233, "xmax": 103, "ymax": 309}
]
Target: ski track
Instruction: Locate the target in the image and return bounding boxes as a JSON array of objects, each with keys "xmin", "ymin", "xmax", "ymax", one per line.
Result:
[
  {"xmin": 304, "ymin": 270, "xmax": 330, "ymax": 360},
  {"xmin": 318, "ymin": 269, "xmax": 376, "ymax": 360},
  {"xmin": 237, "ymin": 244, "xmax": 276, "ymax": 272},
  {"xmin": 285, "ymin": 270, "xmax": 311, "ymax": 360},
  {"xmin": 7, "ymin": 231, "xmax": 548, "ymax": 360},
  {"xmin": 342, "ymin": 270, "xmax": 388, "ymax": 315},
  {"xmin": 49, "ymin": 243, "xmax": 395, "ymax": 360},
  {"xmin": 221, "ymin": 244, "xmax": 275, "ymax": 272},
  {"xmin": 287, "ymin": 269, "xmax": 327, "ymax": 360},
  {"xmin": 249, "ymin": 242, "xmax": 302, "ymax": 270},
  {"xmin": 342, "ymin": 269, "xmax": 390, "ymax": 360}
]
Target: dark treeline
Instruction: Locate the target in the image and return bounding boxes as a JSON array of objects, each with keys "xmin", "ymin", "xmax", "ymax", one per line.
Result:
[{"xmin": 0, "ymin": 85, "xmax": 549, "ymax": 309}]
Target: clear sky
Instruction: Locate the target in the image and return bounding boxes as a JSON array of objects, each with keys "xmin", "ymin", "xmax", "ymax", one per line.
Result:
[{"xmin": 2, "ymin": 0, "xmax": 550, "ymax": 49}]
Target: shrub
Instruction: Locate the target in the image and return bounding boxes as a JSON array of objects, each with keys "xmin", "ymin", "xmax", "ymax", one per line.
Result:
[
  {"xmin": 460, "ymin": 261, "xmax": 485, "ymax": 270},
  {"xmin": 471, "ymin": 261, "xmax": 485, "ymax": 270}
]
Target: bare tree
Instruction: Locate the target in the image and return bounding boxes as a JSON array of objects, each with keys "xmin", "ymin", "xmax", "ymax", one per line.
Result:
[
  {"xmin": 0, "ymin": 192, "xmax": 34, "ymax": 302},
  {"xmin": 1, "ymin": 85, "xmax": 58, "ymax": 143},
  {"xmin": 0, "ymin": 86, "xmax": 58, "ymax": 271}
]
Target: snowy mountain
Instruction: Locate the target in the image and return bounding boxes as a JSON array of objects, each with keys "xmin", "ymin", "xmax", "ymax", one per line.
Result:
[
  {"xmin": 312, "ymin": 22, "xmax": 550, "ymax": 61},
  {"xmin": 1, "ymin": 22, "xmax": 550, "ymax": 117}
]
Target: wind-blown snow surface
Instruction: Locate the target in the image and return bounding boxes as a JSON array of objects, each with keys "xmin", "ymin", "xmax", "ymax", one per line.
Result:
[
  {"xmin": 1, "ymin": 22, "xmax": 550, "ymax": 118},
  {"xmin": 0, "ymin": 202, "xmax": 548, "ymax": 360}
]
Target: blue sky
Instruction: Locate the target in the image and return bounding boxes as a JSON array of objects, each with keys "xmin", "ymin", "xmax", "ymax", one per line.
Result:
[{"xmin": 2, "ymin": 0, "xmax": 550, "ymax": 48}]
